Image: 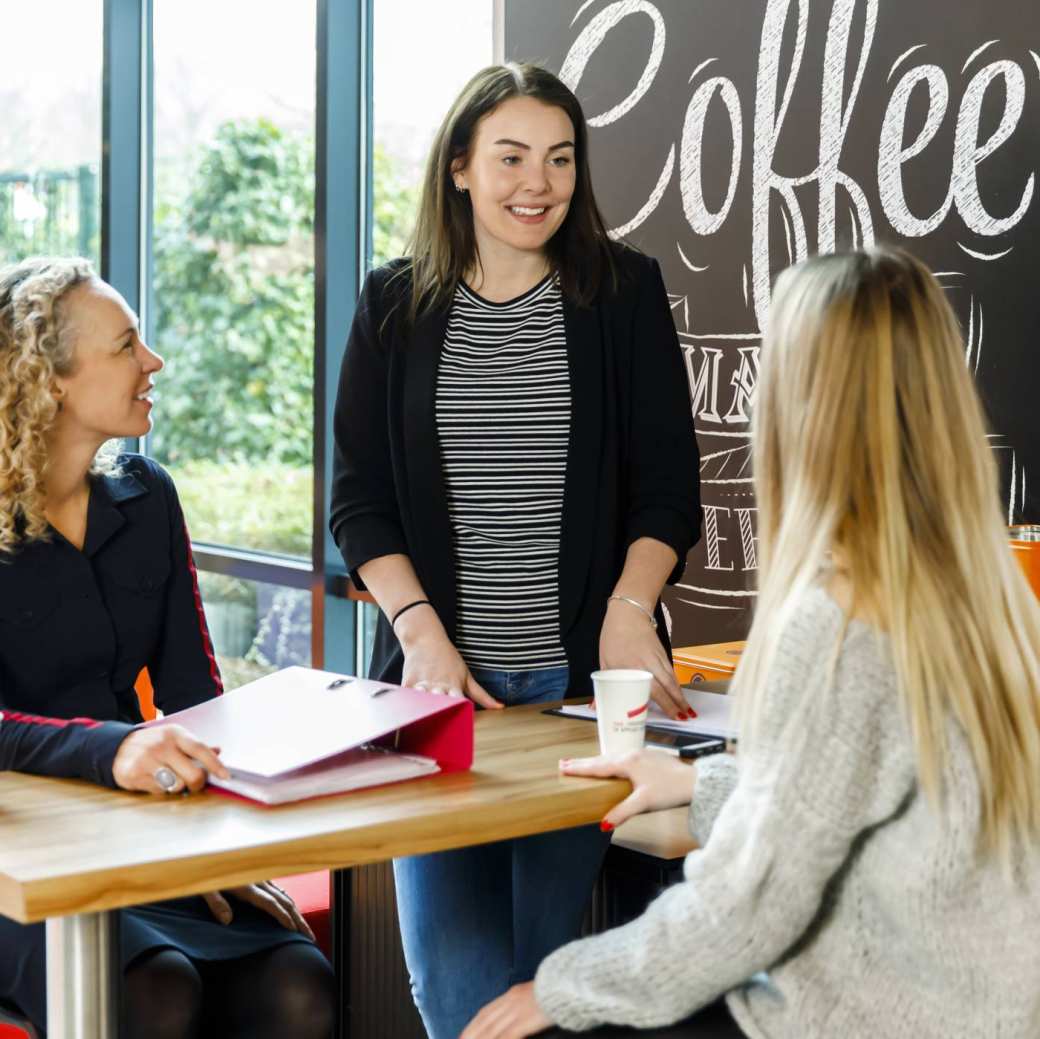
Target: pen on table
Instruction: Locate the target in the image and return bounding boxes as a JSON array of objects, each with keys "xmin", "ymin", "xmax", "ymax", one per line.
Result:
[{"xmin": 326, "ymin": 677, "xmax": 354, "ymax": 690}]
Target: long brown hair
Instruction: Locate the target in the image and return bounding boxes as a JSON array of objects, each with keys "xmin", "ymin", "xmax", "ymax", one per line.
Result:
[
  {"xmin": 735, "ymin": 245, "xmax": 1040, "ymax": 863},
  {"xmin": 403, "ymin": 62, "xmax": 619, "ymax": 323}
]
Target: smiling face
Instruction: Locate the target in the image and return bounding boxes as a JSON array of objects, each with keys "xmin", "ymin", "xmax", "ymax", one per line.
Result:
[
  {"xmin": 453, "ymin": 95, "xmax": 577, "ymax": 267},
  {"xmin": 52, "ymin": 279, "xmax": 164, "ymax": 443}
]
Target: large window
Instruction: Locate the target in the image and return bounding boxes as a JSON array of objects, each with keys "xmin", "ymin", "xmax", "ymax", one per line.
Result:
[
  {"xmin": 371, "ymin": 0, "xmax": 494, "ymax": 265},
  {"xmin": 149, "ymin": 1, "xmax": 317, "ymax": 685},
  {"xmin": 360, "ymin": 1, "xmax": 495, "ymax": 666},
  {"xmin": 0, "ymin": 3, "xmax": 102, "ymax": 264},
  {"xmin": 2, "ymin": 2, "xmax": 499, "ymax": 687},
  {"xmin": 150, "ymin": 0, "xmax": 316, "ymax": 559},
  {"xmin": 198, "ymin": 573, "xmax": 311, "ymax": 687}
]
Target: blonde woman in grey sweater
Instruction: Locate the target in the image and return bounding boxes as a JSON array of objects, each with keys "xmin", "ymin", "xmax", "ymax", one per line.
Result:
[{"xmin": 463, "ymin": 246, "xmax": 1040, "ymax": 1039}]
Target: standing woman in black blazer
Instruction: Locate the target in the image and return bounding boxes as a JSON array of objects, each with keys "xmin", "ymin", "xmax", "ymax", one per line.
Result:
[{"xmin": 330, "ymin": 63, "xmax": 700, "ymax": 1039}]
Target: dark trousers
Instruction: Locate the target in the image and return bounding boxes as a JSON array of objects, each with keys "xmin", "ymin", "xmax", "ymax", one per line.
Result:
[{"xmin": 542, "ymin": 999, "xmax": 745, "ymax": 1038}]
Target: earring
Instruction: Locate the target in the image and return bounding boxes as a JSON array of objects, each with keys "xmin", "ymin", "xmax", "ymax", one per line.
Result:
[{"xmin": 454, "ymin": 182, "xmax": 467, "ymax": 193}]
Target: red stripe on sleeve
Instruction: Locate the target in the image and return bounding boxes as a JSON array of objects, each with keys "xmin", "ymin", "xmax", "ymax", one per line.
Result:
[
  {"xmin": 182, "ymin": 520, "xmax": 224, "ymax": 695},
  {"xmin": 0, "ymin": 711, "xmax": 102, "ymax": 730}
]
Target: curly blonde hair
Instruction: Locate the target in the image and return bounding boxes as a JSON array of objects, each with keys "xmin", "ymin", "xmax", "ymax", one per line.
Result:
[{"xmin": 0, "ymin": 256, "xmax": 116, "ymax": 553}]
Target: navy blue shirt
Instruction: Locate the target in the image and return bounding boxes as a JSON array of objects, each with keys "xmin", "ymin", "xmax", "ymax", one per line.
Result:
[{"xmin": 0, "ymin": 454, "xmax": 221, "ymax": 786}]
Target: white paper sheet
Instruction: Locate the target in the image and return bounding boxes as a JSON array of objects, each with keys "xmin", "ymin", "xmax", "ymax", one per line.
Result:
[
  {"xmin": 212, "ymin": 745, "xmax": 439, "ymax": 805},
  {"xmin": 557, "ymin": 688, "xmax": 736, "ymax": 740}
]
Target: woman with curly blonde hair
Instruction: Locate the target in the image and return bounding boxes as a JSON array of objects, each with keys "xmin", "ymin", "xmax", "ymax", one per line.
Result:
[
  {"xmin": 0, "ymin": 257, "xmax": 334, "ymax": 1039},
  {"xmin": 0, "ymin": 256, "xmax": 101, "ymax": 552}
]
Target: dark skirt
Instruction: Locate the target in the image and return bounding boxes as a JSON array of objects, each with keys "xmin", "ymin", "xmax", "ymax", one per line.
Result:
[{"xmin": 0, "ymin": 892, "xmax": 313, "ymax": 1031}]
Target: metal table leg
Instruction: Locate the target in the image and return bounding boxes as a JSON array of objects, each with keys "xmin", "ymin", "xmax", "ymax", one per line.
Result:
[
  {"xmin": 46, "ymin": 911, "xmax": 119, "ymax": 1038},
  {"xmin": 331, "ymin": 868, "xmax": 351, "ymax": 1039}
]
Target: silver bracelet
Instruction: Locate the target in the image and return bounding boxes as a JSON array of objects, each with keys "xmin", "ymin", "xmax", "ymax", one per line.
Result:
[{"xmin": 607, "ymin": 594, "xmax": 658, "ymax": 630}]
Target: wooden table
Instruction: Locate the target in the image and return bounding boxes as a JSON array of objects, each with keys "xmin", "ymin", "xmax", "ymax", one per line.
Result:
[{"xmin": 0, "ymin": 705, "xmax": 627, "ymax": 1038}]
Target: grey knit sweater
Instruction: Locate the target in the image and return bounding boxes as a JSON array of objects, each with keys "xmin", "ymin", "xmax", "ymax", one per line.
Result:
[{"xmin": 535, "ymin": 586, "xmax": 1040, "ymax": 1037}]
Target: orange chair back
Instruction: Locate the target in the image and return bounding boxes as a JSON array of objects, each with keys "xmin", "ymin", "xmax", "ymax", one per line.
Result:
[{"xmin": 134, "ymin": 668, "xmax": 157, "ymax": 721}]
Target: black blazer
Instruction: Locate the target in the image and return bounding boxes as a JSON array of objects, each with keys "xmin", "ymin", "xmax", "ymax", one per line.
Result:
[
  {"xmin": 330, "ymin": 246, "xmax": 701, "ymax": 697},
  {"xmin": 0, "ymin": 454, "xmax": 222, "ymax": 783}
]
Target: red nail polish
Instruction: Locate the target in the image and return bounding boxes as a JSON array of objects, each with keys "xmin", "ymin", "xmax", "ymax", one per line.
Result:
[
  {"xmin": 677, "ymin": 712, "xmax": 689, "ymax": 721},
  {"xmin": 687, "ymin": 708, "xmax": 698, "ymax": 718},
  {"xmin": 599, "ymin": 820, "xmax": 615, "ymax": 832}
]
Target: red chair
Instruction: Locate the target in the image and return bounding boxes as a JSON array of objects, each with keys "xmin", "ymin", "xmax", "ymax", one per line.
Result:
[
  {"xmin": 0, "ymin": 1002, "xmax": 37, "ymax": 1039},
  {"xmin": 134, "ymin": 667, "xmax": 157, "ymax": 721},
  {"xmin": 272, "ymin": 870, "xmax": 331, "ymax": 957}
]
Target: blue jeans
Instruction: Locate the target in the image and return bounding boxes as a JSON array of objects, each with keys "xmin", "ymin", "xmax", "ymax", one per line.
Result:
[{"xmin": 393, "ymin": 666, "xmax": 611, "ymax": 1039}]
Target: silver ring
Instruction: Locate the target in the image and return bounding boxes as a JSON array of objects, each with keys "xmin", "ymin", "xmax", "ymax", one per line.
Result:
[{"xmin": 154, "ymin": 766, "xmax": 179, "ymax": 792}]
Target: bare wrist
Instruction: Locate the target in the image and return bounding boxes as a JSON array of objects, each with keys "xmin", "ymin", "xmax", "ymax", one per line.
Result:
[{"xmin": 671, "ymin": 758, "xmax": 697, "ymax": 803}]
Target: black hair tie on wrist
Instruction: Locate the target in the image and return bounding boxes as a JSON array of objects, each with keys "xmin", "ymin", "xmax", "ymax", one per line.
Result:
[{"xmin": 391, "ymin": 599, "xmax": 433, "ymax": 629}]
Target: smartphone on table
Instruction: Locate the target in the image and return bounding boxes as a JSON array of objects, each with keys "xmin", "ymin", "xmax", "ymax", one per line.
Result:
[{"xmin": 644, "ymin": 728, "xmax": 727, "ymax": 759}]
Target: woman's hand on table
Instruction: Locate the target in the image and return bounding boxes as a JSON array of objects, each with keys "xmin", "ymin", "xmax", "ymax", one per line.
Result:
[
  {"xmin": 397, "ymin": 609, "xmax": 503, "ymax": 710},
  {"xmin": 203, "ymin": 882, "xmax": 315, "ymax": 941},
  {"xmin": 560, "ymin": 749, "xmax": 696, "ymax": 828},
  {"xmin": 599, "ymin": 598, "xmax": 688, "ymax": 718},
  {"xmin": 461, "ymin": 981, "xmax": 552, "ymax": 1039},
  {"xmin": 111, "ymin": 723, "xmax": 229, "ymax": 795}
]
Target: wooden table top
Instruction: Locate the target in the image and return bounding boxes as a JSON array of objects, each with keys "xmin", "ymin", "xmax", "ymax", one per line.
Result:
[{"xmin": 0, "ymin": 705, "xmax": 629, "ymax": 924}]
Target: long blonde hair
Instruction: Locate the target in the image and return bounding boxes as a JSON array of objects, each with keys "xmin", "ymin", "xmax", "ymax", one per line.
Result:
[
  {"xmin": 736, "ymin": 245, "xmax": 1040, "ymax": 861},
  {"xmin": 0, "ymin": 256, "xmax": 103, "ymax": 553}
]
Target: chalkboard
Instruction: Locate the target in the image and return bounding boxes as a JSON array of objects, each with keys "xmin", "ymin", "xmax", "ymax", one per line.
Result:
[{"xmin": 504, "ymin": 0, "xmax": 1040, "ymax": 647}]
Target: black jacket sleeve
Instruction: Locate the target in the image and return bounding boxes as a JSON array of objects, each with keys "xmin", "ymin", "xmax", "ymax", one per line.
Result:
[
  {"xmin": 147, "ymin": 463, "xmax": 224, "ymax": 713},
  {"xmin": 0, "ymin": 710, "xmax": 133, "ymax": 788},
  {"xmin": 624, "ymin": 257, "xmax": 702, "ymax": 583},
  {"xmin": 329, "ymin": 268, "xmax": 410, "ymax": 589}
]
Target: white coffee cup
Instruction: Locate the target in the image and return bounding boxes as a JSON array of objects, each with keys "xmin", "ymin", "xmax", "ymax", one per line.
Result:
[{"xmin": 591, "ymin": 669, "xmax": 653, "ymax": 755}]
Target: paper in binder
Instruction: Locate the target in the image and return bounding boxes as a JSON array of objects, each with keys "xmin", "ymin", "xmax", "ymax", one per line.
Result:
[{"xmin": 149, "ymin": 666, "xmax": 473, "ymax": 805}]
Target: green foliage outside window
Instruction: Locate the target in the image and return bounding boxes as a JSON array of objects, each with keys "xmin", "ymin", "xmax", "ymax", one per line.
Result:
[
  {"xmin": 373, "ymin": 145, "xmax": 417, "ymax": 266},
  {"xmin": 147, "ymin": 118, "xmax": 418, "ymax": 556},
  {"xmin": 0, "ymin": 118, "xmax": 420, "ymax": 559},
  {"xmin": 0, "ymin": 167, "xmax": 99, "ymax": 264},
  {"xmin": 174, "ymin": 459, "xmax": 313, "ymax": 555},
  {"xmin": 151, "ymin": 118, "xmax": 316, "ymax": 469}
]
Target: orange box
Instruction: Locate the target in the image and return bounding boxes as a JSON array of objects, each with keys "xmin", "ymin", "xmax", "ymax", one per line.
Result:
[
  {"xmin": 1009, "ymin": 525, "xmax": 1040, "ymax": 599},
  {"xmin": 672, "ymin": 640, "xmax": 746, "ymax": 685}
]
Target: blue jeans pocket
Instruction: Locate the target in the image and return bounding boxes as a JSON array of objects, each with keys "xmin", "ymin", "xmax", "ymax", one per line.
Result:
[{"xmin": 469, "ymin": 665, "xmax": 569, "ymax": 707}]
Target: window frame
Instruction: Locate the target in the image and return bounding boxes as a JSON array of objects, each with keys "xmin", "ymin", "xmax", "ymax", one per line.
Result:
[{"xmin": 102, "ymin": 0, "xmax": 372, "ymax": 677}]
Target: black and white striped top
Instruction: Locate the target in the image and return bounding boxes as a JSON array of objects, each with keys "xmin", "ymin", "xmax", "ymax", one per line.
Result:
[{"xmin": 435, "ymin": 275, "xmax": 571, "ymax": 672}]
